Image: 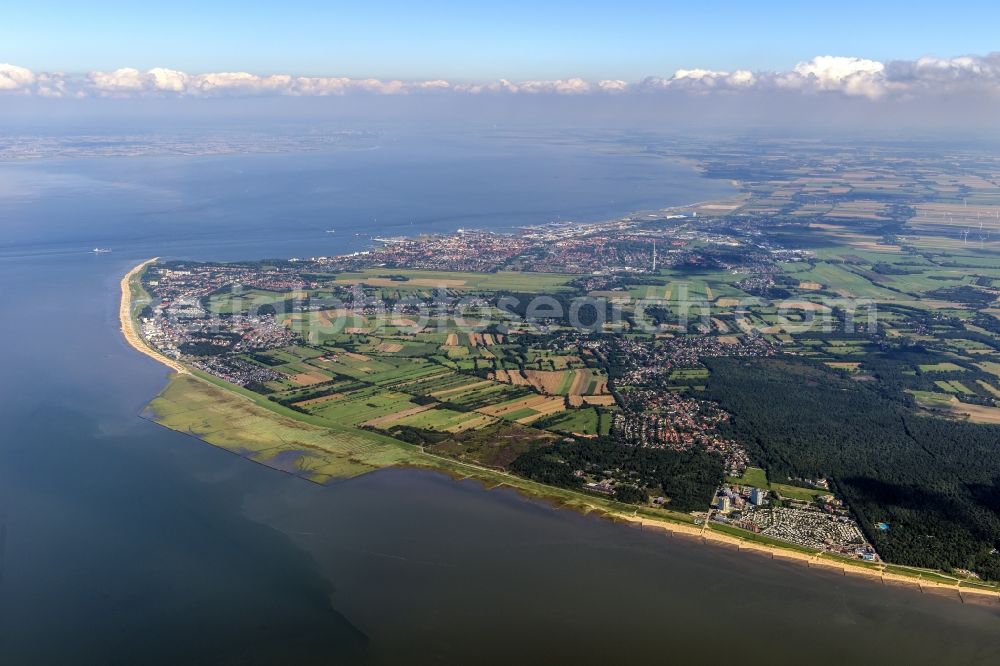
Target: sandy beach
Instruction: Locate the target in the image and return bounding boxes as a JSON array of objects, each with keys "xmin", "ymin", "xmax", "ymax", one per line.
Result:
[
  {"xmin": 613, "ymin": 510, "xmax": 1000, "ymax": 602},
  {"xmin": 119, "ymin": 258, "xmax": 188, "ymax": 375}
]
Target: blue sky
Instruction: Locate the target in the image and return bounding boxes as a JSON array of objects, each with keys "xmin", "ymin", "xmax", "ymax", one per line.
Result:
[{"xmin": 4, "ymin": 1, "xmax": 999, "ymax": 80}]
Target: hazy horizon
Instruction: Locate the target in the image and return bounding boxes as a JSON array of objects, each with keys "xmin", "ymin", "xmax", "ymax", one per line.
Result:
[{"xmin": 5, "ymin": 2, "xmax": 1000, "ymax": 134}]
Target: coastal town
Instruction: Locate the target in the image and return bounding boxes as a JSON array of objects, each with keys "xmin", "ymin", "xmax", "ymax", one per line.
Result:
[
  {"xmin": 126, "ymin": 139, "xmax": 1000, "ymax": 581},
  {"xmin": 131, "ymin": 192, "xmax": 899, "ymax": 563},
  {"xmin": 18, "ymin": 4, "xmax": 1000, "ymax": 660},
  {"xmin": 709, "ymin": 481, "xmax": 877, "ymax": 559}
]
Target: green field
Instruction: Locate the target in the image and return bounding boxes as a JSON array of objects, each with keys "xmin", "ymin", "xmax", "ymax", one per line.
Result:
[
  {"xmin": 919, "ymin": 362, "xmax": 965, "ymax": 373},
  {"xmin": 668, "ymin": 367, "xmax": 710, "ymax": 381},
  {"xmin": 933, "ymin": 380, "xmax": 975, "ymax": 395},
  {"xmin": 726, "ymin": 466, "xmax": 829, "ymax": 502},
  {"xmin": 206, "ymin": 288, "xmax": 296, "ymax": 314},
  {"xmin": 536, "ymin": 408, "xmax": 603, "ymax": 436},
  {"xmin": 389, "ymin": 407, "xmax": 488, "ymax": 431},
  {"xmin": 977, "ymin": 361, "xmax": 1000, "ymax": 377}
]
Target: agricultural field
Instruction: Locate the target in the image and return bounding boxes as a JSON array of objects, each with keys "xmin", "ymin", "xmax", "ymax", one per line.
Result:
[
  {"xmin": 134, "ymin": 141, "xmax": 1000, "ymax": 583},
  {"xmin": 919, "ymin": 362, "xmax": 965, "ymax": 373},
  {"xmin": 911, "ymin": 390, "xmax": 1000, "ymax": 424},
  {"xmin": 150, "ymin": 307, "xmax": 632, "ymax": 480},
  {"xmin": 492, "ymin": 367, "xmax": 609, "ymax": 397},
  {"xmin": 784, "ymin": 261, "xmax": 902, "ymax": 300},
  {"xmin": 476, "ymin": 394, "xmax": 567, "ymax": 425}
]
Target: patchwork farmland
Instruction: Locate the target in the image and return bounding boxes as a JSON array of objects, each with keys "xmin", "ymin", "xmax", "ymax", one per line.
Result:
[{"xmin": 132, "ymin": 138, "xmax": 1000, "ymax": 584}]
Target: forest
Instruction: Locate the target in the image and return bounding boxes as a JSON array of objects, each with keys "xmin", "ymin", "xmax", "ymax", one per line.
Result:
[
  {"xmin": 703, "ymin": 357, "xmax": 1000, "ymax": 580},
  {"xmin": 510, "ymin": 437, "xmax": 723, "ymax": 512}
]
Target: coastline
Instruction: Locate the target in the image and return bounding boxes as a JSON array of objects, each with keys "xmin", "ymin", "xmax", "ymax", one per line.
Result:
[
  {"xmin": 611, "ymin": 511, "xmax": 1000, "ymax": 601},
  {"xmin": 122, "ymin": 241, "xmax": 1000, "ymax": 601},
  {"xmin": 378, "ymin": 457, "xmax": 1000, "ymax": 601},
  {"xmin": 119, "ymin": 258, "xmax": 188, "ymax": 375}
]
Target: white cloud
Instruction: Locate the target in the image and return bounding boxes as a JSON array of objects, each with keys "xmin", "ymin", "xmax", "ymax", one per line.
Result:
[
  {"xmin": 885, "ymin": 53, "xmax": 1000, "ymax": 96},
  {"xmin": 728, "ymin": 70, "xmax": 756, "ymax": 86},
  {"xmin": 782, "ymin": 55, "xmax": 888, "ymax": 98},
  {"xmin": 3, "ymin": 54, "xmax": 1000, "ymax": 100},
  {"xmin": 81, "ymin": 68, "xmax": 446, "ymax": 96},
  {"xmin": 148, "ymin": 67, "xmax": 189, "ymax": 92},
  {"xmin": 0, "ymin": 63, "xmax": 36, "ymax": 91},
  {"xmin": 792, "ymin": 56, "xmax": 884, "ymax": 84},
  {"xmin": 673, "ymin": 68, "xmax": 728, "ymax": 81},
  {"xmin": 453, "ymin": 79, "xmax": 520, "ymax": 94},
  {"xmin": 512, "ymin": 78, "xmax": 593, "ymax": 94},
  {"xmin": 89, "ymin": 67, "xmax": 148, "ymax": 92},
  {"xmin": 638, "ymin": 68, "xmax": 757, "ymax": 93},
  {"xmin": 187, "ymin": 71, "xmax": 270, "ymax": 93},
  {"xmin": 454, "ymin": 77, "xmax": 593, "ymax": 95},
  {"xmin": 597, "ymin": 79, "xmax": 628, "ymax": 92},
  {"xmin": 411, "ymin": 79, "xmax": 451, "ymax": 91},
  {"xmin": 35, "ymin": 72, "xmax": 74, "ymax": 98}
]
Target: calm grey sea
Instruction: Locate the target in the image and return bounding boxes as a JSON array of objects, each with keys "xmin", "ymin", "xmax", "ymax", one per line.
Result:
[{"xmin": 0, "ymin": 131, "xmax": 997, "ymax": 665}]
